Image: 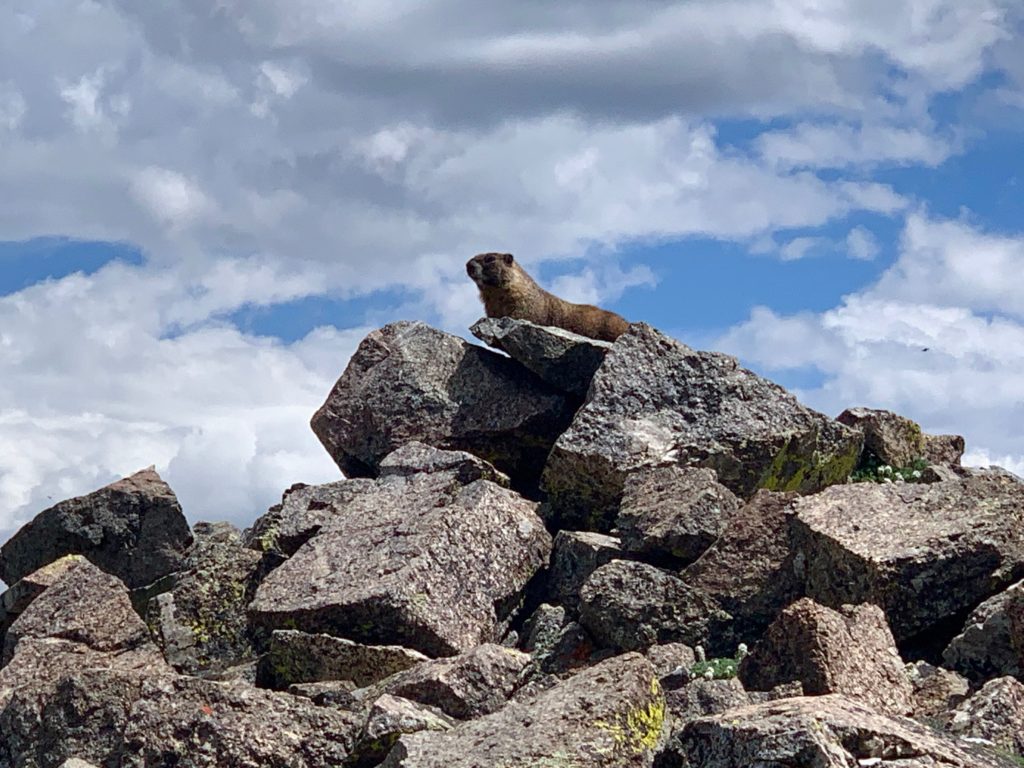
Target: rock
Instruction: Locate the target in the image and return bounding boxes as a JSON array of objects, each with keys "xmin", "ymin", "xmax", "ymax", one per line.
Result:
[
  {"xmin": 680, "ymin": 490, "xmax": 803, "ymax": 643},
  {"xmin": 664, "ymin": 694, "xmax": 1012, "ymax": 768},
  {"xmin": 310, "ymin": 321, "xmax": 576, "ymax": 492},
  {"xmin": 925, "ymin": 433, "xmax": 966, "ymax": 468},
  {"xmin": 146, "ymin": 521, "xmax": 264, "ymax": 676},
  {"xmin": 0, "ymin": 554, "xmax": 86, "ymax": 644},
  {"xmin": 522, "ymin": 604, "xmax": 597, "ymax": 675},
  {"xmin": 250, "ymin": 451, "xmax": 552, "ymax": 657},
  {"xmin": 837, "ymin": 406, "xmax": 926, "ymax": 468},
  {"xmin": 542, "ymin": 324, "xmax": 862, "ymax": 530},
  {"xmin": 665, "ymin": 678, "xmax": 749, "ymax": 721},
  {"xmin": 3, "ymin": 557, "xmax": 155, "ymax": 665},
  {"xmin": 377, "ymin": 644, "xmax": 529, "ymax": 720},
  {"xmin": 470, "ymin": 316, "xmax": 611, "ymax": 396},
  {"xmin": 547, "ymin": 530, "xmax": 622, "ymax": 611},
  {"xmin": 943, "ymin": 579, "xmax": 1024, "ymax": 682},
  {"xmin": 60, "ymin": 760, "xmax": 100, "ymax": 768},
  {"xmin": 354, "ymin": 694, "xmax": 454, "ymax": 767},
  {"xmin": 0, "ymin": 467, "xmax": 192, "ymax": 590},
  {"xmin": 644, "ymin": 643, "xmax": 697, "ymax": 684},
  {"xmin": 906, "ymin": 661, "xmax": 970, "ymax": 721},
  {"xmin": 947, "ymin": 677, "xmax": 1024, "ymax": 757},
  {"xmin": 120, "ymin": 676, "xmax": 363, "ymax": 767},
  {"xmin": 792, "ymin": 472, "xmax": 1024, "ymax": 645},
  {"xmin": 262, "ymin": 629, "xmax": 427, "ymax": 689},
  {"xmin": 617, "ymin": 466, "xmax": 740, "ymax": 567},
  {"xmin": 381, "ymin": 653, "xmax": 666, "ymax": 767},
  {"xmin": 579, "ymin": 560, "xmax": 730, "ymax": 653},
  {"xmin": 244, "ymin": 479, "xmax": 375, "ymax": 556},
  {"xmin": 378, "ymin": 441, "xmax": 511, "ymax": 486},
  {"xmin": 738, "ymin": 598, "xmax": 913, "ymax": 716},
  {"xmin": 288, "ymin": 680, "xmax": 360, "ymax": 709}
]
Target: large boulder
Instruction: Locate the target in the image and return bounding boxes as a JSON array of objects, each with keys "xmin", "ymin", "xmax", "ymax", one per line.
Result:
[
  {"xmin": 249, "ymin": 446, "xmax": 552, "ymax": 657},
  {"xmin": 837, "ymin": 406, "xmax": 926, "ymax": 468},
  {"xmin": 542, "ymin": 324, "xmax": 861, "ymax": 530},
  {"xmin": 0, "ymin": 554, "xmax": 86, "ymax": 644},
  {"xmin": 146, "ymin": 521, "xmax": 264, "ymax": 676},
  {"xmin": 579, "ymin": 560, "xmax": 730, "ymax": 653},
  {"xmin": 617, "ymin": 466, "xmax": 740, "ymax": 567},
  {"xmin": 0, "ymin": 468, "xmax": 192, "ymax": 589},
  {"xmin": 470, "ymin": 316, "xmax": 611, "ymax": 396},
  {"xmin": 739, "ymin": 598, "xmax": 914, "ymax": 716},
  {"xmin": 664, "ymin": 695, "xmax": 1014, "ymax": 768},
  {"xmin": 381, "ymin": 653, "xmax": 667, "ymax": 767},
  {"xmin": 791, "ymin": 471, "xmax": 1024, "ymax": 645},
  {"xmin": 680, "ymin": 490, "xmax": 804, "ymax": 643},
  {"xmin": 310, "ymin": 321, "xmax": 576, "ymax": 492},
  {"xmin": 946, "ymin": 677, "xmax": 1024, "ymax": 758},
  {"xmin": 943, "ymin": 579, "xmax": 1024, "ymax": 682}
]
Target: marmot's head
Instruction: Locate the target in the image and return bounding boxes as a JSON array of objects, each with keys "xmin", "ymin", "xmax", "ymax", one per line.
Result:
[{"xmin": 467, "ymin": 252, "xmax": 515, "ymax": 288}]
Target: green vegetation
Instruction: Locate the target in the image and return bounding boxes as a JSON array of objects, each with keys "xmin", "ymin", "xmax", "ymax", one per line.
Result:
[
  {"xmin": 850, "ymin": 455, "xmax": 929, "ymax": 484},
  {"xmin": 690, "ymin": 644, "xmax": 748, "ymax": 680}
]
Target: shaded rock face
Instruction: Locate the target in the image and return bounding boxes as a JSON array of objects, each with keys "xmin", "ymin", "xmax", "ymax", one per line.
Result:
[
  {"xmin": 664, "ymin": 695, "xmax": 1011, "ymax": 768},
  {"xmin": 792, "ymin": 472, "xmax": 1024, "ymax": 645},
  {"xmin": 547, "ymin": 530, "xmax": 622, "ymax": 612},
  {"xmin": 943, "ymin": 579, "xmax": 1024, "ymax": 682},
  {"xmin": 906, "ymin": 661, "xmax": 970, "ymax": 720},
  {"xmin": 837, "ymin": 406, "xmax": 926, "ymax": 468},
  {"xmin": 947, "ymin": 676, "xmax": 1024, "ymax": 757},
  {"xmin": 617, "ymin": 466, "xmax": 740, "ymax": 568},
  {"xmin": 665, "ymin": 678, "xmax": 749, "ymax": 722},
  {"xmin": 680, "ymin": 490, "xmax": 803, "ymax": 644},
  {"xmin": 250, "ymin": 446, "xmax": 552, "ymax": 657},
  {"xmin": 543, "ymin": 324, "xmax": 861, "ymax": 531},
  {"xmin": 382, "ymin": 653, "xmax": 666, "ymax": 768},
  {"xmin": 310, "ymin": 321, "xmax": 576, "ymax": 492},
  {"xmin": 354, "ymin": 694, "xmax": 454, "ymax": 768},
  {"xmin": 0, "ymin": 468, "xmax": 192, "ymax": 590},
  {"xmin": 471, "ymin": 316, "xmax": 612, "ymax": 396},
  {"xmin": 262, "ymin": 629, "xmax": 427, "ymax": 689},
  {"xmin": 926, "ymin": 433, "xmax": 967, "ymax": 469},
  {"xmin": 579, "ymin": 560, "xmax": 730, "ymax": 653},
  {"xmin": 739, "ymin": 598, "xmax": 914, "ymax": 716},
  {"xmin": 146, "ymin": 521, "xmax": 264, "ymax": 676}
]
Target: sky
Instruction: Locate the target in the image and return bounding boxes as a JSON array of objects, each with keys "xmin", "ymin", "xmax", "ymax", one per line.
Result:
[{"xmin": 1, "ymin": 0, "xmax": 1023, "ymax": 540}]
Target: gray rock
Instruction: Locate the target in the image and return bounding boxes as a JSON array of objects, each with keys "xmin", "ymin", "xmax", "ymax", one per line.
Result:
[
  {"xmin": 739, "ymin": 598, "xmax": 913, "ymax": 716},
  {"xmin": 644, "ymin": 643, "xmax": 697, "ymax": 682},
  {"xmin": 666, "ymin": 694, "xmax": 1013, "ymax": 768},
  {"xmin": 579, "ymin": 560, "xmax": 730, "ymax": 653},
  {"xmin": 263, "ymin": 629, "xmax": 427, "ymax": 689},
  {"xmin": 542, "ymin": 324, "xmax": 862, "ymax": 530},
  {"xmin": 60, "ymin": 760, "xmax": 101, "ymax": 768},
  {"xmin": 310, "ymin": 321, "xmax": 576, "ymax": 492},
  {"xmin": 906, "ymin": 661, "xmax": 970, "ymax": 722},
  {"xmin": 943, "ymin": 579, "xmax": 1024, "ymax": 682},
  {"xmin": 288, "ymin": 680, "xmax": 361, "ymax": 709},
  {"xmin": 837, "ymin": 406, "xmax": 926, "ymax": 468},
  {"xmin": 250, "ymin": 454, "xmax": 552, "ymax": 657},
  {"xmin": 470, "ymin": 316, "xmax": 611, "ymax": 396},
  {"xmin": 146, "ymin": 521, "xmax": 264, "ymax": 676},
  {"xmin": 378, "ymin": 643, "xmax": 529, "ymax": 720},
  {"xmin": 0, "ymin": 467, "xmax": 192, "ymax": 589},
  {"xmin": 354, "ymin": 694, "xmax": 454, "ymax": 767},
  {"xmin": 680, "ymin": 490, "xmax": 804, "ymax": 644},
  {"xmin": 947, "ymin": 676, "xmax": 1024, "ymax": 757},
  {"xmin": 925, "ymin": 433, "xmax": 966, "ymax": 468},
  {"xmin": 792, "ymin": 472, "xmax": 1024, "ymax": 643},
  {"xmin": 548, "ymin": 530, "xmax": 622, "ymax": 611},
  {"xmin": 378, "ymin": 441, "xmax": 510, "ymax": 486},
  {"xmin": 0, "ymin": 554, "xmax": 87, "ymax": 646},
  {"xmin": 522, "ymin": 604, "xmax": 597, "ymax": 676},
  {"xmin": 381, "ymin": 652, "xmax": 667, "ymax": 767},
  {"xmin": 665, "ymin": 678, "xmax": 749, "ymax": 721},
  {"xmin": 120, "ymin": 676, "xmax": 363, "ymax": 768},
  {"xmin": 618, "ymin": 466, "xmax": 740, "ymax": 567}
]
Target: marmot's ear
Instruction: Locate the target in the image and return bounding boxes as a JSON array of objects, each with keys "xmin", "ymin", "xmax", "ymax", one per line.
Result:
[{"xmin": 503, "ymin": 253, "xmax": 514, "ymax": 265}]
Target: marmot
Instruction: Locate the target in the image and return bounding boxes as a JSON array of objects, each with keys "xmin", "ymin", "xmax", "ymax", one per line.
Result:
[{"xmin": 466, "ymin": 252, "xmax": 630, "ymax": 342}]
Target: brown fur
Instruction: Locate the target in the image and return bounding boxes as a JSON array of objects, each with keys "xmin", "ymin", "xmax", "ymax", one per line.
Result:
[{"xmin": 466, "ymin": 252, "xmax": 630, "ymax": 342}]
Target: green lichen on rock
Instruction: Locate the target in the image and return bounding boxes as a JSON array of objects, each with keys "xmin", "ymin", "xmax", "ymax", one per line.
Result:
[
  {"xmin": 759, "ymin": 432, "xmax": 860, "ymax": 494},
  {"xmin": 594, "ymin": 677, "xmax": 666, "ymax": 756}
]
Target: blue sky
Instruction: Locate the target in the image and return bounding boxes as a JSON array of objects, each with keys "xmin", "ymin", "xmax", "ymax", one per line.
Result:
[{"xmin": 1, "ymin": 0, "xmax": 1023, "ymax": 537}]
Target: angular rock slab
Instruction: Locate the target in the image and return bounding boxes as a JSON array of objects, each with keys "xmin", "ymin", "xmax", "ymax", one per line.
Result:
[
  {"xmin": 471, "ymin": 316, "xmax": 611, "ymax": 396},
  {"xmin": 579, "ymin": 560, "xmax": 730, "ymax": 653},
  {"xmin": 0, "ymin": 467, "xmax": 192, "ymax": 589},
  {"xmin": 354, "ymin": 694, "xmax": 454, "ymax": 767},
  {"xmin": 906, "ymin": 661, "xmax": 970, "ymax": 720},
  {"xmin": 264, "ymin": 629, "xmax": 427, "ymax": 689},
  {"xmin": 147, "ymin": 521, "xmax": 264, "ymax": 676},
  {"xmin": 250, "ymin": 463, "xmax": 552, "ymax": 657},
  {"xmin": 943, "ymin": 579, "xmax": 1024, "ymax": 683},
  {"xmin": 310, "ymin": 321, "xmax": 576, "ymax": 491},
  {"xmin": 381, "ymin": 653, "xmax": 666, "ymax": 767},
  {"xmin": 669, "ymin": 695, "xmax": 1013, "ymax": 768},
  {"xmin": 542, "ymin": 324, "xmax": 861, "ymax": 530},
  {"xmin": 0, "ymin": 554, "xmax": 86, "ymax": 644},
  {"xmin": 837, "ymin": 406, "xmax": 926, "ymax": 468},
  {"xmin": 739, "ymin": 598, "xmax": 913, "ymax": 716},
  {"xmin": 548, "ymin": 530, "xmax": 622, "ymax": 612},
  {"xmin": 617, "ymin": 466, "xmax": 740, "ymax": 567},
  {"xmin": 792, "ymin": 472, "xmax": 1024, "ymax": 643},
  {"xmin": 947, "ymin": 676, "xmax": 1024, "ymax": 757}
]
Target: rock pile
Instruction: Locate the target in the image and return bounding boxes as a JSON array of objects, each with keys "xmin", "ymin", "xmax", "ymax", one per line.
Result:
[{"xmin": 1, "ymin": 318, "xmax": 1022, "ymax": 767}]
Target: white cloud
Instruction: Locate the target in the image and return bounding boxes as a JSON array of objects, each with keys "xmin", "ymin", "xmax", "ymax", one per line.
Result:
[
  {"xmin": 758, "ymin": 122, "xmax": 954, "ymax": 170},
  {"xmin": 130, "ymin": 166, "xmax": 213, "ymax": 228},
  {"xmin": 846, "ymin": 226, "xmax": 881, "ymax": 260}
]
